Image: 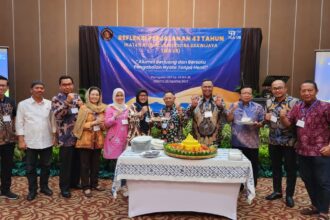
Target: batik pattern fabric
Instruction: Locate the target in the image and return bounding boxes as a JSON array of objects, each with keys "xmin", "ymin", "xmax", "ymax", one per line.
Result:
[
  {"xmin": 0, "ymin": 97, "xmax": 16, "ymax": 145},
  {"xmin": 186, "ymin": 97, "xmax": 225, "ymax": 146},
  {"xmin": 266, "ymin": 95, "xmax": 299, "ymax": 146},
  {"xmin": 230, "ymin": 101, "xmax": 265, "ymax": 149},
  {"xmin": 127, "ymin": 103, "xmax": 153, "ymax": 143},
  {"xmin": 287, "ymin": 100, "xmax": 330, "ymax": 156},
  {"xmin": 158, "ymin": 104, "xmax": 184, "ymax": 143},
  {"xmin": 51, "ymin": 93, "xmax": 81, "ymax": 147}
]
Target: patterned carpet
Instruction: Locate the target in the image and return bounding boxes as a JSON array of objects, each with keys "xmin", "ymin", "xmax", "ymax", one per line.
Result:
[{"xmin": 0, "ymin": 177, "xmax": 325, "ymax": 219}]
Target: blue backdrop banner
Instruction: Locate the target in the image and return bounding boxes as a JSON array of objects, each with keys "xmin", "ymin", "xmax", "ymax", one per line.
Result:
[{"xmin": 98, "ymin": 27, "xmax": 242, "ymax": 111}]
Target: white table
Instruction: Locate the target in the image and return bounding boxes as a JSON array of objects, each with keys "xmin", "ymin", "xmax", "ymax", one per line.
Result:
[{"xmin": 112, "ymin": 148, "xmax": 255, "ymax": 220}]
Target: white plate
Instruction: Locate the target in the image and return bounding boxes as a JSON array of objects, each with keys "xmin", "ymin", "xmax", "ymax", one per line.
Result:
[
  {"xmin": 140, "ymin": 150, "xmax": 160, "ymax": 158},
  {"xmin": 236, "ymin": 120, "xmax": 255, "ymax": 125}
]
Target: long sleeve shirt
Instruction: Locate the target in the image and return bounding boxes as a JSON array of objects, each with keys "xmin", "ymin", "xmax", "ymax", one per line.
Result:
[
  {"xmin": 51, "ymin": 92, "xmax": 80, "ymax": 147},
  {"xmin": 16, "ymin": 97, "xmax": 56, "ymax": 149}
]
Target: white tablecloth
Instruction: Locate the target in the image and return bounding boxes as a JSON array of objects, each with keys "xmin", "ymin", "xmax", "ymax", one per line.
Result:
[{"xmin": 112, "ymin": 148, "xmax": 255, "ymax": 203}]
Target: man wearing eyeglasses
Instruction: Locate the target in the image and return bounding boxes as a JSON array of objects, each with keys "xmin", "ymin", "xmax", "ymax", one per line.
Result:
[
  {"xmin": 0, "ymin": 76, "xmax": 19, "ymax": 200},
  {"xmin": 264, "ymin": 79, "xmax": 299, "ymax": 208}
]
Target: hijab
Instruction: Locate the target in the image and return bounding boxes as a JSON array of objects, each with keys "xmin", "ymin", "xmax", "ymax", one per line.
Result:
[
  {"xmin": 109, "ymin": 88, "xmax": 127, "ymax": 111},
  {"xmin": 73, "ymin": 87, "xmax": 107, "ymax": 139},
  {"xmin": 135, "ymin": 89, "xmax": 149, "ymax": 110},
  {"xmin": 134, "ymin": 89, "xmax": 150, "ymax": 134}
]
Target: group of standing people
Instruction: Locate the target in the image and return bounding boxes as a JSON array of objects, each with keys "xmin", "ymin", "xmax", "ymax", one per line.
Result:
[{"xmin": 0, "ymin": 75, "xmax": 329, "ymax": 219}]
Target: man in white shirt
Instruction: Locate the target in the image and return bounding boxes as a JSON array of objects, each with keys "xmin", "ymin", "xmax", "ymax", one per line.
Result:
[{"xmin": 16, "ymin": 81, "xmax": 57, "ymax": 201}]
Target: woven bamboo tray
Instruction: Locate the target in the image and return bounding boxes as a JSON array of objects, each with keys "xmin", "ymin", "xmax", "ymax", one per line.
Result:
[{"xmin": 164, "ymin": 151, "xmax": 217, "ymax": 160}]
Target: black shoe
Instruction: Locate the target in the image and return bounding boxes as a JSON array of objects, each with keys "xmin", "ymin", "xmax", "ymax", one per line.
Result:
[
  {"xmin": 265, "ymin": 192, "xmax": 282, "ymax": 200},
  {"xmin": 286, "ymin": 196, "xmax": 295, "ymax": 207},
  {"xmin": 1, "ymin": 191, "xmax": 19, "ymax": 200},
  {"xmin": 61, "ymin": 191, "xmax": 71, "ymax": 198},
  {"xmin": 27, "ymin": 192, "xmax": 37, "ymax": 201},
  {"xmin": 40, "ymin": 187, "xmax": 53, "ymax": 196}
]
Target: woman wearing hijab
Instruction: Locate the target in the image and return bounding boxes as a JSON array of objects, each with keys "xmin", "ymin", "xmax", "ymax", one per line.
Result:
[
  {"xmin": 104, "ymin": 88, "xmax": 129, "ymax": 172},
  {"xmin": 73, "ymin": 87, "xmax": 107, "ymax": 197},
  {"xmin": 127, "ymin": 89, "xmax": 154, "ymax": 142}
]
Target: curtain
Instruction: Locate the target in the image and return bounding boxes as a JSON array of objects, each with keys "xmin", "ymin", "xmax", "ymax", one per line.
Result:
[
  {"xmin": 241, "ymin": 28, "xmax": 263, "ymax": 92},
  {"xmin": 79, "ymin": 26, "xmax": 101, "ymax": 89}
]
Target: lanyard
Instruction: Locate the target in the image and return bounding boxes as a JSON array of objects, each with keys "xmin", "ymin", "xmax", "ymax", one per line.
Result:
[{"xmin": 301, "ymin": 100, "xmax": 318, "ymax": 119}]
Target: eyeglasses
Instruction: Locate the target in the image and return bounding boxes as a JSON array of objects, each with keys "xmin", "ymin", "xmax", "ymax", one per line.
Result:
[{"xmin": 272, "ymin": 87, "xmax": 284, "ymax": 91}]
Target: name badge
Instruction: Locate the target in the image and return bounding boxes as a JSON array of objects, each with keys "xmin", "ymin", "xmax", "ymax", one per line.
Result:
[
  {"xmin": 3, "ymin": 115, "xmax": 11, "ymax": 122},
  {"xmin": 122, "ymin": 119, "xmax": 128, "ymax": 125},
  {"xmin": 70, "ymin": 108, "xmax": 78, "ymax": 114},
  {"xmin": 270, "ymin": 115, "xmax": 278, "ymax": 123},
  {"xmin": 204, "ymin": 111, "xmax": 212, "ymax": 118},
  {"xmin": 296, "ymin": 120, "xmax": 305, "ymax": 128},
  {"xmin": 162, "ymin": 123, "xmax": 168, "ymax": 129},
  {"xmin": 93, "ymin": 125, "xmax": 100, "ymax": 131}
]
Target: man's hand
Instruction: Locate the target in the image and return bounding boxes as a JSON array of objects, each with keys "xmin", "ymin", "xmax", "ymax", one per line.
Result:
[
  {"xmin": 253, "ymin": 121, "xmax": 263, "ymax": 128},
  {"xmin": 18, "ymin": 139, "xmax": 27, "ymax": 150},
  {"xmin": 52, "ymin": 134, "xmax": 58, "ymax": 146},
  {"xmin": 265, "ymin": 113, "xmax": 272, "ymax": 121},
  {"xmin": 214, "ymin": 95, "xmax": 223, "ymax": 107},
  {"xmin": 76, "ymin": 99, "xmax": 83, "ymax": 107},
  {"xmin": 228, "ymin": 102, "xmax": 239, "ymax": 115},
  {"xmin": 191, "ymin": 95, "xmax": 199, "ymax": 108},
  {"xmin": 279, "ymin": 109, "xmax": 287, "ymax": 118},
  {"xmin": 66, "ymin": 93, "xmax": 75, "ymax": 104},
  {"xmin": 320, "ymin": 145, "xmax": 330, "ymax": 156}
]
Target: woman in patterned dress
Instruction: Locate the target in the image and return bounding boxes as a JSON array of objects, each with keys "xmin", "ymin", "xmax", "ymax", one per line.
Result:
[{"xmin": 127, "ymin": 89, "xmax": 154, "ymax": 143}]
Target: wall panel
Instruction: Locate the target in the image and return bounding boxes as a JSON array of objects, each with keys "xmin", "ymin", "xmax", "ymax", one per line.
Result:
[
  {"xmin": 67, "ymin": 0, "xmax": 91, "ymax": 89},
  {"xmin": 292, "ymin": 0, "xmax": 321, "ymax": 96},
  {"xmin": 92, "ymin": 0, "xmax": 117, "ymax": 26},
  {"xmin": 118, "ymin": 0, "xmax": 142, "ymax": 26},
  {"xmin": 195, "ymin": 0, "xmax": 219, "ymax": 27},
  {"xmin": 14, "ymin": 0, "xmax": 40, "ymax": 101},
  {"xmin": 0, "ymin": 0, "xmax": 15, "ymax": 99},
  {"xmin": 220, "ymin": 0, "xmax": 244, "ymax": 27},
  {"xmin": 268, "ymin": 0, "xmax": 296, "ymax": 93},
  {"xmin": 40, "ymin": 0, "xmax": 66, "ymax": 98},
  {"xmin": 169, "ymin": 0, "xmax": 193, "ymax": 27},
  {"xmin": 144, "ymin": 0, "xmax": 167, "ymax": 27}
]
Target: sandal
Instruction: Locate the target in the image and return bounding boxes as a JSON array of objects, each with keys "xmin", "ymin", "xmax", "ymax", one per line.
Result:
[
  {"xmin": 300, "ymin": 206, "xmax": 319, "ymax": 215},
  {"xmin": 83, "ymin": 189, "xmax": 92, "ymax": 197},
  {"xmin": 318, "ymin": 213, "xmax": 329, "ymax": 220},
  {"xmin": 93, "ymin": 185, "xmax": 105, "ymax": 191}
]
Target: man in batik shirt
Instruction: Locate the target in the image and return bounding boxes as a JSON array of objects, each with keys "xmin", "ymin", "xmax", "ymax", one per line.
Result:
[
  {"xmin": 186, "ymin": 80, "xmax": 225, "ymax": 146},
  {"xmin": 0, "ymin": 75, "xmax": 19, "ymax": 200},
  {"xmin": 158, "ymin": 91, "xmax": 184, "ymax": 143},
  {"xmin": 280, "ymin": 80, "xmax": 330, "ymax": 220},
  {"xmin": 52, "ymin": 75, "xmax": 83, "ymax": 198},
  {"xmin": 264, "ymin": 79, "xmax": 299, "ymax": 208},
  {"xmin": 227, "ymin": 86, "xmax": 264, "ymax": 186}
]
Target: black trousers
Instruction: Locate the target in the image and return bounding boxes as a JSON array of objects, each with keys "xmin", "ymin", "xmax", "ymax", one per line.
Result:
[
  {"xmin": 0, "ymin": 144, "xmax": 15, "ymax": 194},
  {"xmin": 233, "ymin": 146, "xmax": 259, "ymax": 187},
  {"xmin": 269, "ymin": 144, "xmax": 297, "ymax": 197},
  {"xmin": 298, "ymin": 155, "xmax": 330, "ymax": 213},
  {"xmin": 59, "ymin": 146, "xmax": 81, "ymax": 192},
  {"xmin": 26, "ymin": 147, "xmax": 52, "ymax": 193},
  {"xmin": 80, "ymin": 149, "xmax": 101, "ymax": 190}
]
